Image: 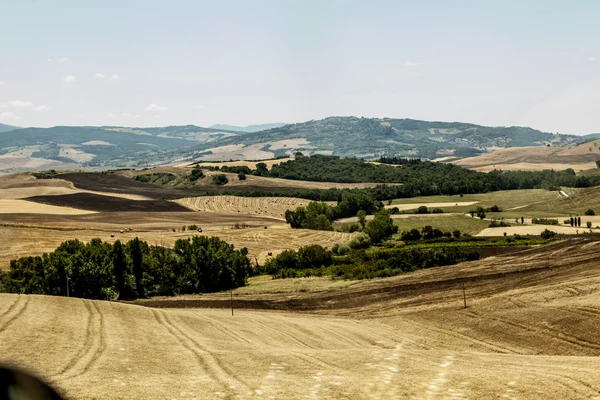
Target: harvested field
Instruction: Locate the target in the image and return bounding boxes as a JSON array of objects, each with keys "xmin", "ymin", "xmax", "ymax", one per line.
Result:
[
  {"xmin": 0, "ymin": 199, "xmax": 96, "ymax": 215},
  {"xmin": 476, "ymin": 224, "xmax": 591, "ymax": 237},
  {"xmin": 3, "ymin": 238, "xmax": 600, "ymax": 398},
  {"xmin": 455, "ymin": 144, "xmax": 600, "ymax": 172},
  {"xmin": 175, "ymin": 196, "xmax": 334, "ymax": 219},
  {"xmin": 26, "ymin": 193, "xmax": 191, "ymax": 213},
  {"xmin": 384, "ymin": 201, "xmax": 479, "ymax": 211}
]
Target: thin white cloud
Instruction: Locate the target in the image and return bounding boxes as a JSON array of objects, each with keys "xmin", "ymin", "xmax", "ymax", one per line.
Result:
[
  {"xmin": 110, "ymin": 74, "xmax": 120, "ymax": 80},
  {"xmin": 33, "ymin": 105, "xmax": 50, "ymax": 112},
  {"xmin": 94, "ymin": 73, "xmax": 106, "ymax": 79},
  {"xmin": 0, "ymin": 81, "xmax": 5, "ymax": 86},
  {"xmin": 589, "ymin": 57, "xmax": 597, "ymax": 61},
  {"xmin": 104, "ymin": 113, "xmax": 118, "ymax": 119},
  {"xmin": 47, "ymin": 57, "xmax": 53, "ymax": 63},
  {"xmin": 0, "ymin": 112, "xmax": 19, "ymax": 122},
  {"xmin": 145, "ymin": 103, "xmax": 167, "ymax": 112},
  {"xmin": 10, "ymin": 100, "xmax": 34, "ymax": 108},
  {"xmin": 193, "ymin": 105, "xmax": 205, "ymax": 109},
  {"xmin": 404, "ymin": 60, "xmax": 421, "ymax": 67},
  {"xmin": 121, "ymin": 112, "xmax": 131, "ymax": 117},
  {"xmin": 63, "ymin": 75, "xmax": 76, "ymax": 83},
  {"xmin": 59, "ymin": 57, "xmax": 70, "ymax": 63}
]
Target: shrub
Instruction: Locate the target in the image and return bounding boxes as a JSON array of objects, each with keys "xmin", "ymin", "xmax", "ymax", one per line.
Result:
[
  {"xmin": 587, "ymin": 221, "xmax": 593, "ymax": 228},
  {"xmin": 563, "ymin": 219, "xmax": 571, "ymax": 225},
  {"xmin": 212, "ymin": 174, "xmax": 229, "ymax": 185},
  {"xmin": 452, "ymin": 230, "xmax": 461, "ymax": 239},
  {"xmin": 189, "ymin": 167, "xmax": 204, "ymax": 181},
  {"xmin": 431, "ymin": 208, "xmax": 444, "ymax": 214},
  {"xmin": 416, "ymin": 206, "xmax": 429, "ymax": 214},
  {"xmin": 348, "ymin": 232, "xmax": 371, "ymax": 249},
  {"xmin": 488, "ymin": 219, "xmax": 510, "ymax": 228},
  {"xmin": 238, "ymin": 172, "xmax": 247, "ymax": 180},
  {"xmin": 585, "ymin": 209, "xmax": 595, "ymax": 216},
  {"xmin": 540, "ymin": 229, "xmax": 557, "ymax": 239},
  {"xmin": 531, "ymin": 218, "xmax": 559, "ymax": 225},
  {"xmin": 400, "ymin": 228, "xmax": 422, "ymax": 241},
  {"xmin": 488, "ymin": 205, "xmax": 501, "ymax": 212},
  {"xmin": 188, "ymin": 224, "xmax": 198, "ymax": 231}
]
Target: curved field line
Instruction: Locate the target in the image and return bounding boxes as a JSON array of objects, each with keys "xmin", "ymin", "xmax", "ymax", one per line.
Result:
[
  {"xmin": 541, "ymin": 372, "xmax": 600, "ymax": 397},
  {"xmin": 0, "ymin": 296, "xmax": 21, "ymax": 320},
  {"xmin": 53, "ymin": 300, "xmax": 107, "ymax": 381},
  {"xmin": 192, "ymin": 312, "xmax": 252, "ymax": 344},
  {"xmin": 466, "ymin": 309, "xmax": 600, "ymax": 352},
  {"xmin": 406, "ymin": 319, "xmax": 519, "ymax": 354},
  {"xmin": 152, "ymin": 310, "xmax": 250, "ymax": 391},
  {"xmin": 248, "ymin": 318, "xmax": 314, "ymax": 350},
  {"xmin": 0, "ymin": 296, "xmax": 30, "ymax": 334}
]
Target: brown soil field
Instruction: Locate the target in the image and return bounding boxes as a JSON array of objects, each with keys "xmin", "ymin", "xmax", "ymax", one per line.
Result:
[
  {"xmin": 26, "ymin": 193, "xmax": 191, "ymax": 213},
  {"xmin": 174, "ymin": 196, "xmax": 335, "ymax": 219},
  {"xmin": 59, "ymin": 171, "xmax": 381, "ymax": 199},
  {"xmin": 3, "ymin": 238, "xmax": 600, "ymax": 398},
  {"xmin": 455, "ymin": 144, "xmax": 600, "ymax": 172}
]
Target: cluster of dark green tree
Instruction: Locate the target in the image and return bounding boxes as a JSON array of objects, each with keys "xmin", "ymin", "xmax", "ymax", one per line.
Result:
[
  {"xmin": 247, "ymin": 155, "xmax": 600, "ymax": 194},
  {"xmin": 284, "ymin": 192, "xmax": 382, "ymax": 229},
  {"xmin": 0, "ymin": 236, "xmax": 252, "ymax": 300},
  {"xmin": 532, "ymin": 218, "xmax": 559, "ymax": 226},
  {"xmin": 400, "ymin": 226, "xmax": 461, "ymax": 241},
  {"xmin": 377, "ymin": 157, "xmax": 422, "ymax": 165},
  {"xmin": 262, "ymin": 244, "xmax": 479, "ymax": 280}
]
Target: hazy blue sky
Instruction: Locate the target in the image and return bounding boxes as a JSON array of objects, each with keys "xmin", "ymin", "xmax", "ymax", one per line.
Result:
[{"xmin": 1, "ymin": 0, "xmax": 599, "ymax": 133}]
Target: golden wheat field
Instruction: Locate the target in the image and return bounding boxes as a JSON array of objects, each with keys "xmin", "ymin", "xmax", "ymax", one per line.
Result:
[
  {"xmin": 175, "ymin": 196, "xmax": 336, "ymax": 219},
  {"xmin": 3, "ymin": 238, "xmax": 600, "ymax": 399},
  {"xmin": 4, "ymin": 172, "xmax": 600, "ymax": 399}
]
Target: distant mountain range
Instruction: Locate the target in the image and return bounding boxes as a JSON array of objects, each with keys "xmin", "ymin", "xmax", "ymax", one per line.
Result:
[
  {"xmin": 0, "ymin": 123, "xmax": 20, "ymax": 133},
  {"xmin": 0, "ymin": 117, "xmax": 596, "ymax": 174},
  {"xmin": 209, "ymin": 123, "xmax": 288, "ymax": 132}
]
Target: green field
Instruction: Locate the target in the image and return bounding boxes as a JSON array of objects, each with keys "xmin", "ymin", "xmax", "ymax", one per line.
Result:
[{"xmin": 391, "ymin": 214, "xmax": 491, "ymax": 236}]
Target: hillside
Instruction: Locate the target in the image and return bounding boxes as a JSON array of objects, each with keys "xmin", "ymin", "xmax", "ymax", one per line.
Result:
[
  {"xmin": 0, "ymin": 117, "xmax": 594, "ymax": 173},
  {"xmin": 0, "ymin": 123, "xmax": 20, "ymax": 133},
  {"xmin": 0, "ymin": 125, "xmax": 239, "ymax": 174},
  {"xmin": 191, "ymin": 116, "xmax": 587, "ymax": 160},
  {"xmin": 455, "ymin": 139, "xmax": 600, "ymax": 172},
  {"xmin": 209, "ymin": 122, "xmax": 288, "ymax": 132}
]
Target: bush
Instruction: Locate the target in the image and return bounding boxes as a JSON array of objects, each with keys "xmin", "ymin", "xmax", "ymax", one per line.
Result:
[
  {"xmin": 585, "ymin": 209, "xmax": 595, "ymax": 216},
  {"xmin": 587, "ymin": 221, "xmax": 593, "ymax": 228},
  {"xmin": 238, "ymin": 172, "xmax": 247, "ymax": 180},
  {"xmin": 531, "ymin": 218, "xmax": 559, "ymax": 225},
  {"xmin": 431, "ymin": 208, "xmax": 444, "ymax": 214},
  {"xmin": 188, "ymin": 224, "xmax": 198, "ymax": 231},
  {"xmin": 400, "ymin": 228, "xmax": 422, "ymax": 241},
  {"xmin": 416, "ymin": 206, "xmax": 429, "ymax": 214},
  {"xmin": 488, "ymin": 219, "xmax": 510, "ymax": 228},
  {"xmin": 488, "ymin": 205, "xmax": 501, "ymax": 212},
  {"xmin": 540, "ymin": 229, "xmax": 557, "ymax": 239},
  {"xmin": 189, "ymin": 167, "xmax": 204, "ymax": 182},
  {"xmin": 212, "ymin": 174, "xmax": 229, "ymax": 185},
  {"xmin": 348, "ymin": 232, "xmax": 371, "ymax": 249},
  {"xmin": 452, "ymin": 230, "xmax": 461, "ymax": 238}
]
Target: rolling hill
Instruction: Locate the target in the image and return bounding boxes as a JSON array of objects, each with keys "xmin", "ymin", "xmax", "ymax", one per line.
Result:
[
  {"xmin": 0, "ymin": 117, "xmax": 595, "ymax": 173},
  {"xmin": 209, "ymin": 122, "xmax": 288, "ymax": 132},
  {"xmin": 455, "ymin": 138, "xmax": 600, "ymax": 172},
  {"xmin": 0, "ymin": 122, "xmax": 20, "ymax": 133}
]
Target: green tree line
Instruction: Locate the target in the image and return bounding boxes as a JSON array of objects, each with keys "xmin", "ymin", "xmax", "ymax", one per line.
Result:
[{"xmin": 0, "ymin": 236, "xmax": 252, "ymax": 300}]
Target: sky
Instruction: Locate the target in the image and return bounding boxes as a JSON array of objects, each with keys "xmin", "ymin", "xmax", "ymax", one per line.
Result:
[{"xmin": 0, "ymin": 0, "xmax": 599, "ymax": 134}]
